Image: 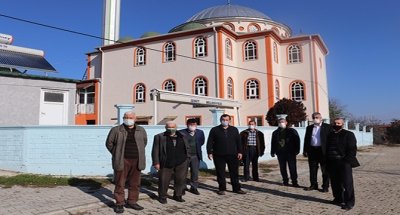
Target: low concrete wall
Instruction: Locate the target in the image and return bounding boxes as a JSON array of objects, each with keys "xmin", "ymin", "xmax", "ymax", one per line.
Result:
[{"xmin": 0, "ymin": 125, "xmax": 373, "ymax": 176}]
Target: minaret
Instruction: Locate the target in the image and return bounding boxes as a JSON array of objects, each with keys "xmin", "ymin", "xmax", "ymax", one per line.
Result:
[{"xmin": 102, "ymin": 0, "xmax": 121, "ymax": 46}]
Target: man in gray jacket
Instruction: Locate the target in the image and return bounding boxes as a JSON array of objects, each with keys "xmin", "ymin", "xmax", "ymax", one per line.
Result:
[{"xmin": 106, "ymin": 111, "xmax": 147, "ymax": 213}]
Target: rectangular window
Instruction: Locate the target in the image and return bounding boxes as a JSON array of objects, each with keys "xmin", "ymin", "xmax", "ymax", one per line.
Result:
[
  {"xmin": 44, "ymin": 92, "xmax": 64, "ymax": 103},
  {"xmin": 247, "ymin": 116, "xmax": 264, "ymax": 126}
]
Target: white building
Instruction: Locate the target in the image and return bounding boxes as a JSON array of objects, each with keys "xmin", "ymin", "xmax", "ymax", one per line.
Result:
[{"xmin": 78, "ymin": 4, "xmax": 329, "ymax": 126}]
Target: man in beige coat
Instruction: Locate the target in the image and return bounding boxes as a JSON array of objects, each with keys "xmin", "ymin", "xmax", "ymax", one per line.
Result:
[{"xmin": 106, "ymin": 111, "xmax": 147, "ymax": 213}]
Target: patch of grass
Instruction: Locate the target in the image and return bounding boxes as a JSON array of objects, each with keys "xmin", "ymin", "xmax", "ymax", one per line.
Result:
[
  {"xmin": 261, "ymin": 168, "xmax": 273, "ymax": 173},
  {"xmin": 198, "ymin": 169, "xmax": 217, "ymax": 177},
  {"xmin": 258, "ymin": 163, "xmax": 279, "ymax": 169},
  {"xmin": 0, "ymin": 174, "xmax": 111, "ymax": 189},
  {"xmin": 259, "ymin": 163, "xmax": 278, "ymax": 174},
  {"xmin": 141, "ymin": 177, "xmax": 157, "ymax": 186}
]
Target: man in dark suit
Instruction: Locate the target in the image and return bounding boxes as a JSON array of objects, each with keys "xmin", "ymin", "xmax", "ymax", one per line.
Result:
[
  {"xmin": 179, "ymin": 118, "xmax": 205, "ymax": 195},
  {"xmin": 326, "ymin": 118, "xmax": 360, "ymax": 211},
  {"xmin": 152, "ymin": 121, "xmax": 191, "ymax": 204},
  {"xmin": 271, "ymin": 118, "xmax": 300, "ymax": 187},
  {"xmin": 303, "ymin": 112, "xmax": 333, "ymax": 192},
  {"xmin": 207, "ymin": 114, "xmax": 246, "ymax": 195}
]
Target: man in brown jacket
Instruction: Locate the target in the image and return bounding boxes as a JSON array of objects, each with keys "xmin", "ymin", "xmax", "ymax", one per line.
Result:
[
  {"xmin": 240, "ymin": 120, "xmax": 265, "ymax": 182},
  {"xmin": 106, "ymin": 111, "xmax": 148, "ymax": 213}
]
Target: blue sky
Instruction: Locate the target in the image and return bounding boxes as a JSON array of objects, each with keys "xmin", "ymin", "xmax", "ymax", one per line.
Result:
[{"xmin": 2, "ymin": 0, "xmax": 399, "ymax": 123}]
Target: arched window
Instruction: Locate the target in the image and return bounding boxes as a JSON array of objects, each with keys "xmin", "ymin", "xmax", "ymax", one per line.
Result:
[
  {"xmin": 225, "ymin": 39, "xmax": 232, "ymax": 60},
  {"xmin": 194, "ymin": 77, "xmax": 207, "ymax": 96},
  {"xmin": 227, "ymin": 78, "xmax": 233, "ymax": 99},
  {"xmin": 248, "ymin": 24, "xmax": 260, "ymax": 32},
  {"xmin": 164, "ymin": 42, "xmax": 175, "ymax": 62},
  {"xmin": 246, "ymin": 79, "xmax": 259, "ymax": 99},
  {"xmin": 224, "ymin": 23, "xmax": 235, "ymax": 31},
  {"xmin": 194, "ymin": 37, "xmax": 207, "ymax": 57},
  {"xmin": 163, "ymin": 80, "xmax": 176, "ymax": 91},
  {"xmin": 272, "ymin": 27, "xmax": 280, "ymax": 35},
  {"xmin": 273, "ymin": 42, "xmax": 278, "ymax": 63},
  {"xmin": 244, "ymin": 41, "xmax": 257, "ymax": 60},
  {"xmin": 288, "ymin": 44, "xmax": 301, "ymax": 63},
  {"xmin": 275, "ymin": 80, "xmax": 280, "ymax": 102},
  {"xmin": 135, "ymin": 47, "xmax": 146, "ymax": 66},
  {"xmin": 135, "ymin": 84, "xmax": 146, "ymax": 103},
  {"xmin": 291, "ymin": 81, "xmax": 304, "ymax": 100}
]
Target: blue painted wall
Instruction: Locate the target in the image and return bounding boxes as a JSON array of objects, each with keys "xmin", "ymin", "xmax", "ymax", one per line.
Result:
[{"xmin": 0, "ymin": 125, "xmax": 373, "ymax": 176}]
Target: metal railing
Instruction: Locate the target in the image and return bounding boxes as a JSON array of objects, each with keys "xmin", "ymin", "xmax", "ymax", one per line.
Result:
[{"xmin": 75, "ymin": 104, "xmax": 95, "ymax": 114}]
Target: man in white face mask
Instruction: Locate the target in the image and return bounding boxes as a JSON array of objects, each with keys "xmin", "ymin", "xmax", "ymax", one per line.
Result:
[
  {"xmin": 105, "ymin": 111, "xmax": 148, "ymax": 213},
  {"xmin": 303, "ymin": 112, "xmax": 334, "ymax": 192},
  {"xmin": 270, "ymin": 118, "xmax": 300, "ymax": 187},
  {"xmin": 179, "ymin": 119, "xmax": 205, "ymax": 195},
  {"xmin": 239, "ymin": 120, "xmax": 266, "ymax": 182}
]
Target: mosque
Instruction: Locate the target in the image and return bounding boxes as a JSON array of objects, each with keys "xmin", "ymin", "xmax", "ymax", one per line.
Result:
[{"xmin": 76, "ymin": 1, "xmax": 329, "ymax": 126}]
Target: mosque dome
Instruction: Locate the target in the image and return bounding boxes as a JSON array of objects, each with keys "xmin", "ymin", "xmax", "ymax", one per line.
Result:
[
  {"xmin": 117, "ymin": 36, "xmax": 134, "ymax": 43},
  {"xmin": 140, "ymin": 31, "xmax": 161, "ymax": 38},
  {"xmin": 170, "ymin": 23, "xmax": 206, "ymax": 33},
  {"xmin": 186, "ymin": 4, "xmax": 271, "ymax": 23}
]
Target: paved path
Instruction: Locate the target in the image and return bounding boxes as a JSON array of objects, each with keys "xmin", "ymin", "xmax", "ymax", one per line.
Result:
[{"xmin": 1, "ymin": 145, "xmax": 399, "ymax": 215}]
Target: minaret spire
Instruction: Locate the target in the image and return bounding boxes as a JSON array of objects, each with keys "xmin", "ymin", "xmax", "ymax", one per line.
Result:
[{"xmin": 227, "ymin": 0, "xmax": 230, "ymax": 5}]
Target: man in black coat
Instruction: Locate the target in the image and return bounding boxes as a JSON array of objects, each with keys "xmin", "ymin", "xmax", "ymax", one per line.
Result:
[
  {"xmin": 303, "ymin": 112, "xmax": 334, "ymax": 192},
  {"xmin": 207, "ymin": 114, "xmax": 246, "ymax": 195},
  {"xmin": 271, "ymin": 118, "xmax": 300, "ymax": 187},
  {"xmin": 326, "ymin": 118, "xmax": 360, "ymax": 211}
]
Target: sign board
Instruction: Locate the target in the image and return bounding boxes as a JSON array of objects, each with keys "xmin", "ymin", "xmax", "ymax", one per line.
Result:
[{"xmin": 151, "ymin": 89, "xmax": 241, "ymax": 109}]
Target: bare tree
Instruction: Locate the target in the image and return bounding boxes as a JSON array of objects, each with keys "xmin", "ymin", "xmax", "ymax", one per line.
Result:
[
  {"xmin": 329, "ymin": 98, "xmax": 352, "ymax": 121},
  {"xmin": 386, "ymin": 118, "xmax": 400, "ymax": 144}
]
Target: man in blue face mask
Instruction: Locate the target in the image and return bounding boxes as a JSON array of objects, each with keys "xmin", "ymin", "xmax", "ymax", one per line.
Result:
[
  {"xmin": 152, "ymin": 121, "xmax": 191, "ymax": 204},
  {"xmin": 207, "ymin": 114, "xmax": 246, "ymax": 195},
  {"xmin": 105, "ymin": 111, "xmax": 148, "ymax": 213}
]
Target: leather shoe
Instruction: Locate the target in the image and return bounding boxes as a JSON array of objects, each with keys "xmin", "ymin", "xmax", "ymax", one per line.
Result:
[
  {"xmin": 321, "ymin": 188, "xmax": 329, "ymax": 192},
  {"xmin": 329, "ymin": 199, "xmax": 343, "ymax": 205},
  {"xmin": 127, "ymin": 203, "xmax": 144, "ymax": 211},
  {"xmin": 292, "ymin": 183, "xmax": 300, "ymax": 187},
  {"xmin": 158, "ymin": 198, "xmax": 167, "ymax": 204},
  {"xmin": 114, "ymin": 205, "xmax": 124, "ymax": 214},
  {"xmin": 190, "ymin": 188, "xmax": 200, "ymax": 195},
  {"xmin": 305, "ymin": 185, "xmax": 318, "ymax": 191},
  {"xmin": 217, "ymin": 190, "xmax": 225, "ymax": 195},
  {"xmin": 342, "ymin": 205, "xmax": 353, "ymax": 210},
  {"xmin": 234, "ymin": 189, "xmax": 246, "ymax": 194},
  {"xmin": 282, "ymin": 182, "xmax": 289, "ymax": 186},
  {"xmin": 173, "ymin": 195, "xmax": 185, "ymax": 202}
]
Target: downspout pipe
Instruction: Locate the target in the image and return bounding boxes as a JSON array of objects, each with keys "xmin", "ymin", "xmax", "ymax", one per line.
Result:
[
  {"xmin": 308, "ymin": 36, "xmax": 316, "ymax": 112},
  {"xmin": 213, "ymin": 27, "xmax": 219, "ymax": 98},
  {"xmin": 98, "ymin": 47, "xmax": 104, "ymax": 124}
]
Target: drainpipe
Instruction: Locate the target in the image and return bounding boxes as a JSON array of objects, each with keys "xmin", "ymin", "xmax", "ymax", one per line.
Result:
[
  {"xmin": 309, "ymin": 36, "xmax": 316, "ymax": 112},
  {"xmin": 213, "ymin": 27, "xmax": 219, "ymax": 98},
  {"xmin": 99, "ymin": 47, "xmax": 104, "ymax": 124}
]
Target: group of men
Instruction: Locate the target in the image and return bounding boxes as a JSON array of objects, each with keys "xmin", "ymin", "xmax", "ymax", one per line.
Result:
[{"xmin": 106, "ymin": 111, "xmax": 359, "ymax": 213}]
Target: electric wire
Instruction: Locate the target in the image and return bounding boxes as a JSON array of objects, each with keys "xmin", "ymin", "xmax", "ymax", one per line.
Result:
[{"xmin": 0, "ymin": 13, "xmax": 328, "ymax": 96}]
